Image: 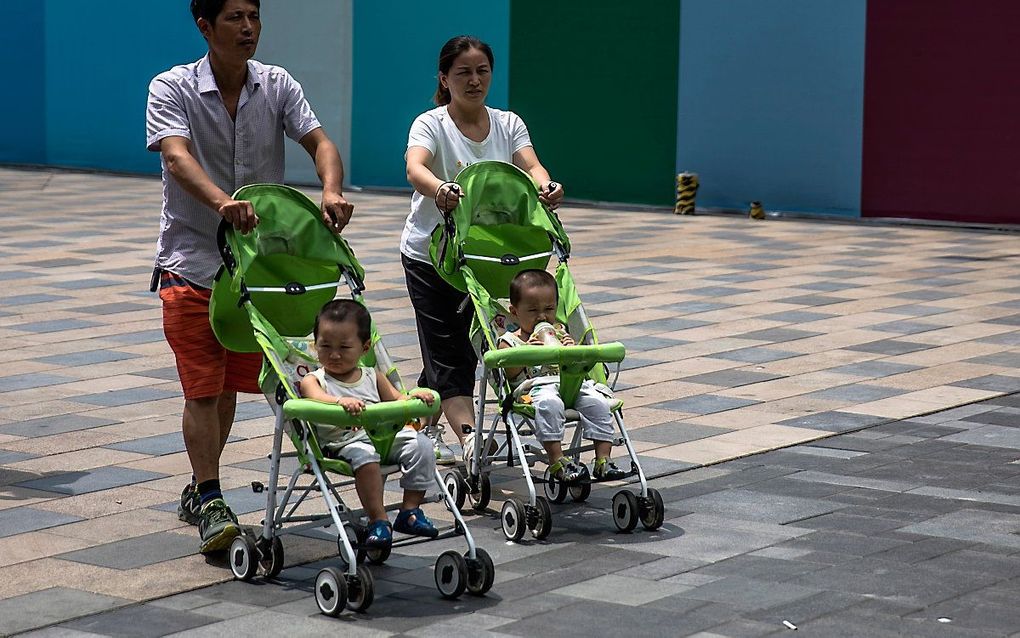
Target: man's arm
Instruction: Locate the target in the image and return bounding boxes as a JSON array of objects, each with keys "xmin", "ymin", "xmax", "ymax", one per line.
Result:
[
  {"xmin": 160, "ymin": 136, "xmax": 258, "ymax": 233},
  {"xmin": 299, "ymin": 128, "xmax": 354, "ymax": 232}
]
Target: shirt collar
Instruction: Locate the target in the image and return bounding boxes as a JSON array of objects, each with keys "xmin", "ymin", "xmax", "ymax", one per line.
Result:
[{"xmin": 196, "ymin": 54, "xmax": 261, "ymax": 94}]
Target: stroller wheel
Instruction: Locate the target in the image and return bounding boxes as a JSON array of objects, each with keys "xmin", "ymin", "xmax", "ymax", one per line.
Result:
[
  {"xmin": 568, "ymin": 480, "xmax": 592, "ymax": 503},
  {"xmin": 640, "ymin": 488, "xmax": 666, "ymax": 531},
  {"xmin": 435, "ymin": 550, "xmax": 468, "ymax": 599},
  {"xmin": 468, "ymin": 473, "xmax": 492, "ymax": 512},
  {"xmin": 464, "ymin": 547, "xmax": 495, "ymax": 596},
  {"xmin": 500, "ymin": 498, "xmax": 527, "ymax": 542},
  {"xmin": 337, "ymin": 525, "xmax": 365, "ymax": 567},
  {"xmin": 542, "ymin": 468, "xmax": 568, "ymax": 504},
  {"xmin": 229, "ymin": 534, "xmax": 258, "ymax": 581},
  {"xmin": 315, "ymin": 567, "xmax": 348, "ymax": 617},
  {"xmin": 365, "ymin": 542, "xmax": 391, "ymax": 566},
  {"xmin": 612, "ymin": 490, "xmax": 640, "ymax": 533},
  {"xmin": 345, "ymin": 564, "xmax": 375, "ymax": 613},
  {"xmin": 530, "ymin": 496, "xmax": 553, "ymax": 540},
  {"xmin": 258, "ymin": 535, "xmax": 285, "ymax": 579},
  {"xmin": 443, "ymin": 470, "xmax": 467, "ymax": 513}
]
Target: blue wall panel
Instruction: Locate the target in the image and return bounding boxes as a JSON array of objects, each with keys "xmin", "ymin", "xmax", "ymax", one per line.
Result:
[
  {"xmin": 44, "ymin": 0, "xmax": 203, "ymax": 173},
  {"xmin": 677, "ymin": 0, "xmax": 866, "ymax": 216},
  {"xmin": 351, "ymin": 0, "xmax": 510, "ymax": 188},
  {"xmin": 0, "ymin": 3, "xmax": 45, "ymax": 164}
]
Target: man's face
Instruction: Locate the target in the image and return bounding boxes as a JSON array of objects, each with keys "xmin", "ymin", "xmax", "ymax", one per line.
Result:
[{"xmin": 199, "ymin": 0, "xmax": 261, "ymax": 63}]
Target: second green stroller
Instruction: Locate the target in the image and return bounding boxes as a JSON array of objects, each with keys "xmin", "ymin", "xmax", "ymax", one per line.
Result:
[
  {"xmin": 208, "ymin": 183, "xmax": 495, "ymax": 616},
  {"xmin": 431, "ymin": 161, "xmax": 665, "ymax": 541}
]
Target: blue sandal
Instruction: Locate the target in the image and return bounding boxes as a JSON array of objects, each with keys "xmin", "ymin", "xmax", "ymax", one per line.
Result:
[
  {"xmin": 393, "ymin": 508, "xmax": 439, "ymax": 538},
  {"xmin": 364, "ymin": 519, "xmax": 392, "ymax": 548}
]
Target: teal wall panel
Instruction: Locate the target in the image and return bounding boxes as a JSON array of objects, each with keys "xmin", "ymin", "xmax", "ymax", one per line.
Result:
[
  {"xmin": 677, "ymin": 0, "xmax": 866, "ymax": 216},
  {"xmin": 44, "ymin": 0, "xmax": 203, "ymax": 173},
  {"xmin": 0, "ymin": 3, "xmax": 45, "ymax": 164},
  {"xmin": 351, "ymin": 0, "xmax": 510, "ymax": 188},
  {"xmin": 510, "ymin": 0, "xmax": 680, "ymax": 207}
]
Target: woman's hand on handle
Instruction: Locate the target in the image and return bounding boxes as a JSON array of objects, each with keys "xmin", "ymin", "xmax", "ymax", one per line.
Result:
[
  {"xmin": 539, "ymin": 181, "xmax": 564, "ymax": 210},
  {"xmin": 435, "ymin": 182, "xmax": 463, "ymax": 214}
]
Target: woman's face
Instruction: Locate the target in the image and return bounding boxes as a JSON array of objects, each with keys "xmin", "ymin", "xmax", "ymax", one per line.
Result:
[{"xmin": 441, "ymin": 47, "xmax": 492, "ymax": 106}]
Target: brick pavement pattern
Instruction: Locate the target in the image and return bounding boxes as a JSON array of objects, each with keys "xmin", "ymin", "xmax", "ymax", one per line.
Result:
[{"xmin": 1, "ymin": 167, "xmax": 1019, "ymax": 635}]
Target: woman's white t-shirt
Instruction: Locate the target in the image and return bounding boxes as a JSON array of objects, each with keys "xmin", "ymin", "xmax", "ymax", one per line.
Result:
[{"xmin": 400, "ymin": 105, "xmax": 533, "ymax": 263}]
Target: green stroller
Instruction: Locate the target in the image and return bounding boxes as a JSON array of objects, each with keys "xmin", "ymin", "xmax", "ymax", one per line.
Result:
[
  {"xmin": 432, "ymin": 161, "xmax": 665, "ymax": 541},
  {"xmin": 208, "ymin": 184, "xmax": 495, "ymax": 616}
]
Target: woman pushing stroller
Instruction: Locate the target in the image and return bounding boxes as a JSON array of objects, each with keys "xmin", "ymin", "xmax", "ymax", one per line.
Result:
[{"xmin": 402, "ymin": 35, "xmax": 564, "ymax": 462}]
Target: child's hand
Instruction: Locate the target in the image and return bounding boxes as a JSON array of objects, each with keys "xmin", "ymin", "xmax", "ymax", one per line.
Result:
[
  {"xmin": 561, "ymin": 334, "xmax": 575, "ymax": 346},
  {"xmin": 527, "ymin": 335, "xmax": 546, "ymax": 346},
  {"xmin": 409, "ymin": 389, "xmax": 435, "ymax": 405},
  {"xmin": 336, "ymin": 397, "xmax": 365, "ymax": 415}
]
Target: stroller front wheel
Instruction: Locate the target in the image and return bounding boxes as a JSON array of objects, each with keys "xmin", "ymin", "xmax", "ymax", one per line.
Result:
[
  {"xmin": 229, "ymin": 535, "xmax": 258, "ymax": 581},
  {"xmin": 465, "ymin": 548, "xmax": 495, "ymax": 596},
  {"xmin": 435, "ymin": 550, "xmax": 469, "ymax": 599},
  {"xmin": 257, "ymin": 535, "xmax": 285, "ymax": 579},
  {"xmin": 315, "ymin": 567, "xmax": 349, "ymax": 617},
  {"xmin": 501, "ymin": 498, "xmax": 527, "ymax": 542},
  {"xmin": 345, "ymin": 564, "xmax": 375, "ymax": 612},
  {"xmin": 468, "ymin": 473, "xmax": 491, "ymax": 512}
]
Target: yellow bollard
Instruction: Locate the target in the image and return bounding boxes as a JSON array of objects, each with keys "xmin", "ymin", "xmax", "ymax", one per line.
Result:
[
  {"xmin": 674, "ymin": 172, "xmax": 699, "ymax": 215},
  {"xmin": 749, "ymin": 201, "xmax": 765, "ymax": 220}
]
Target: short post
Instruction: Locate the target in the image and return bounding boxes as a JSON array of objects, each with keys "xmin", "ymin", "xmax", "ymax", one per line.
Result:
[{"xmin": 674, "ymin": 172, "xmax": 699, "ymax": 215}]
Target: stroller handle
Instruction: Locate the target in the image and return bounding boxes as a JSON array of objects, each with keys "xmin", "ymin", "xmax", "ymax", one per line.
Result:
[
  {"xmin": 283, "ymin": 390, "xmax": 440, "ymax": 429},
  {"xmin": 483, "ymin": 342, "xmax": 626, "ymax": 371}
]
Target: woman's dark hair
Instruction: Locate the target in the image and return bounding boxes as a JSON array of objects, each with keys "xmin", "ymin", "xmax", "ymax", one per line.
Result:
[
  {"xmin": 509, "ymin": 269, "xmax": 558, "ymax": 305},
  {"xmin": 434, "ymin": 35, "xmax": 494, "ymax": 106},
  {"xmin": 314, "ymin": 299, "xmax": 372, "ymax": 343},
  {"xmin": 191, "ymin": 0, "xmax": 260, "ymax": 24}
]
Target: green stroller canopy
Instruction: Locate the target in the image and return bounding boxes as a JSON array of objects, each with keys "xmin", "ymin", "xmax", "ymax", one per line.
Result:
[
  {"xmin": 429, "ymin": 161, "xmax": 570, "ymax": 297},
  {"xmin": 210, "ymin": 184, "xmax": 364, "ymax": 352}
]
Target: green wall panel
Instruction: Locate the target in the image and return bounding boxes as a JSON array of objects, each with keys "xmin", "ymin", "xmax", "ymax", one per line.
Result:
[{"xmin": 509, "ymin": 0, "xmax": 679, "ymax": 206}]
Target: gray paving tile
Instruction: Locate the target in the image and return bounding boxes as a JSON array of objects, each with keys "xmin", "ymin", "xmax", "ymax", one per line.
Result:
[
  {"xmin": 825, "ymin": 361, "xmax": 923, "ymax": 378},
  {"xmin": 72, "ymin": 302, "xmax": 153, "ymax": 315},
  {"xmin": 869, "ymin": 319, "xmax": 941, "ymax": 335},
  {"xmin": 629, "ymin": 423, "xmax": 733, "ymax": 445},
  {"xmin": 875, "ymin": 304, "xmax": 950, "ymax": 317},
  {"xmin": 105, "ymin": 329, "xmax": 166, "ymax": 345},
  {"xmin": 72, "ymin": 387, "xmax": 180, "ymax": 407},
  {"xmin": 104, "ymin": 432, "xmax": 241, "ymax": 457},
  {"xmin": 632, "ymin": 318, "xmax": 711, "ymax": 333},
  {"xmin": 943, "ymin": 425, "xmax": 1020, "ymax": 450},
  {"xmin": 59, "ymin": 531, "xmax": 198, "ymax": 570},
  {"xmin": 33, "ymin": 350, "xmax": 142, "ymax": 367},
  {"xmin": 733, "ymin": 328, "xmax": 822, "ymax": 343},
  {"xmin": 136, "ymin": 366, "xmax": 180, "ymax": 381},
  {"xmin": 681, "ymin": 370, "xmax": 785, "ymax": 388},
  {"xmin": 901, "ymin": 509, "xmax": 1020, "ymax": 549},
  {"xmin": 6, "ymin": 319, "xmax": 103, "ymax": 333},
  {"xmin": 49, "ymin": 279, "xmax": 125, "ymax": 290},
  {"xmin": 648, "ymin": 395, "xmax": 761, "ymax": 415},
  {"xmin": 709, "ymin": 347, "xmax": 800, "ymax": 364},
  {"xmin": 0, "ymin": 450, "xmax": 39, "ymax": 464},
  {"xmin": 950, "ymin": 375, "xmax": 1018, "ymax": 393},
  {"xmin": 776, "ymin": 411, "xmax": 887, "ymax": 433},
  {"xmin": 788, "ymin": 469, "xmax": 920, "ymax": 493},
  {"xmin": 61, "ymin": 603, "xmax": 216, "ymax": 638},
  {"xmin": 0, "ymin": 507, "xmax": 82, "ymax": 538},
  {"xmin": 987, "ymin": 313, "xmax": 1020, "ymax": 326},
  {"xmin": 0, "ymin": 414, "xmax": 120, "ymax": 438},
  {"xmin": 15, "ymin": 466, "xmax": 168, "ymax": 495},
  {"xmin": 0, "ymin": 373, "xmax": 77, "ymax": 393},
  {"xmin": 774, "ymin": 294, "xmax": 854, "ymax": 307},
  {"xmin": 799, "ymin": 384, "xmax": 903, "ymax": 403},
  {"xmin": 844, "ymin": 339, "xmax": 932, "ymax": 355},
  {"xmin": 964, "ymin": 352, "xmax": 1020, "ymax": 367},
  {"xmin": 2, "ymin": 293, "xmax": 72, "ymax": 306},
  {"xmin": 784, "ymin": 446, "xmax": 867, "ymax": 460},
  {"xmin": 793, "ymin": 281, "xmax": 861, "ymax": 292},
  {"xmin": 498, "ymin": 599, "xmax": 717, "ymax": 638},
  {"xmin": 678, "ymin": 575, "xmax": 820, "ymax": 611},
  {"xmin": 623, "ymin": 336, "xmax": 691, "ymax": 352},
  {"xmin": 892, "ymin": 288, "xmax": 956, "ymax": 301},
  {"xmin": 684, "ymin": 286, "xmax": 755, "ymax": 298},
  {"xmin": 757, "ymin": 310, "xmax": 837, "ymax": 323},
  {"xmin": 0, "ymin": 588, "xmax": 130, "ymax": 636},
  {"xmin": 662, "ymin": 301, "xmax": 735, "ymax": 315},
  {"xmin": 675, "ymin": 489, "xmax": 842, "ymax": 525}
]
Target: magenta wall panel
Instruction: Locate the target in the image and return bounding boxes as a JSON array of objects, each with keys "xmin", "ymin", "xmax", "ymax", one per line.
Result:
[{"xmin": 862, "ymin": 0, "xmax": 1020, "ymax": 224}]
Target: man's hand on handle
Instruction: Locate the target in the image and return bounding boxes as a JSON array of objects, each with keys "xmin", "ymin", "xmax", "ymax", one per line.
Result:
[
  {"xmin": 322, "ymin": 190, "xmax": 354, "ymax": 234},
  {"xmin": 218, "ymin": 198, "xmax": 258, "ymax": 234}
]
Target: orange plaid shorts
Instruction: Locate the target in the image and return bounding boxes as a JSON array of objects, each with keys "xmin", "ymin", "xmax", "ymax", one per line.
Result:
[{"xmin": 159, "ymin": 272, "xmax": 262, "ymax": 399}]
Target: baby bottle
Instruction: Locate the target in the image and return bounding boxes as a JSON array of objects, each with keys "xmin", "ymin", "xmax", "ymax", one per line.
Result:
[{"xmin": 532, "ymin": 321, "xmax": 561, "ymax": 346}]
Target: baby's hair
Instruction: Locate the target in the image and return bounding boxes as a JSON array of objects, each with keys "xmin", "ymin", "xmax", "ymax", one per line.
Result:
[
  {"xmin": 314, "ymin": 299, "xmax": 372, "ymax": 343},
  {"xmin": 509, "ymin": 269, "xmax": 557, "ymax": 305}
]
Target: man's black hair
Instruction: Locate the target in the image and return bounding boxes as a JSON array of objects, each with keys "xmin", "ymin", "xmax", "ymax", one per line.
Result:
[{"xmin": 190, "ymin": 0, "xmax": 260, "ymax": 24}]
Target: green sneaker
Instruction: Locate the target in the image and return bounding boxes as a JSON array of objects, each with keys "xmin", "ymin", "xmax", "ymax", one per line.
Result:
[
  {"xmin": 177, "ymin": 483, "xmax": 200, "ymax": 526},
  {"xmin": 198, "ymin": 498, "xmax": 240, "ymax": 554}
]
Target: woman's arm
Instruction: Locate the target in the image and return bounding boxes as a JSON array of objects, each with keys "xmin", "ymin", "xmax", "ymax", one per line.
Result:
[
  {"xmin": 406, "ymin": 146, "xmax": 462, "ymax": 212},
  {"xmin": 513, "ymin": 147, "xmax": 564, "ymax": 209}
]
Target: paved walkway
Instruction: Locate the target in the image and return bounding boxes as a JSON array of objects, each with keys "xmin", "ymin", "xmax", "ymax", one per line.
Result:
[{"xmin": 1, "ymin": 167, "xmax": 1019, "ymax": 635}]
